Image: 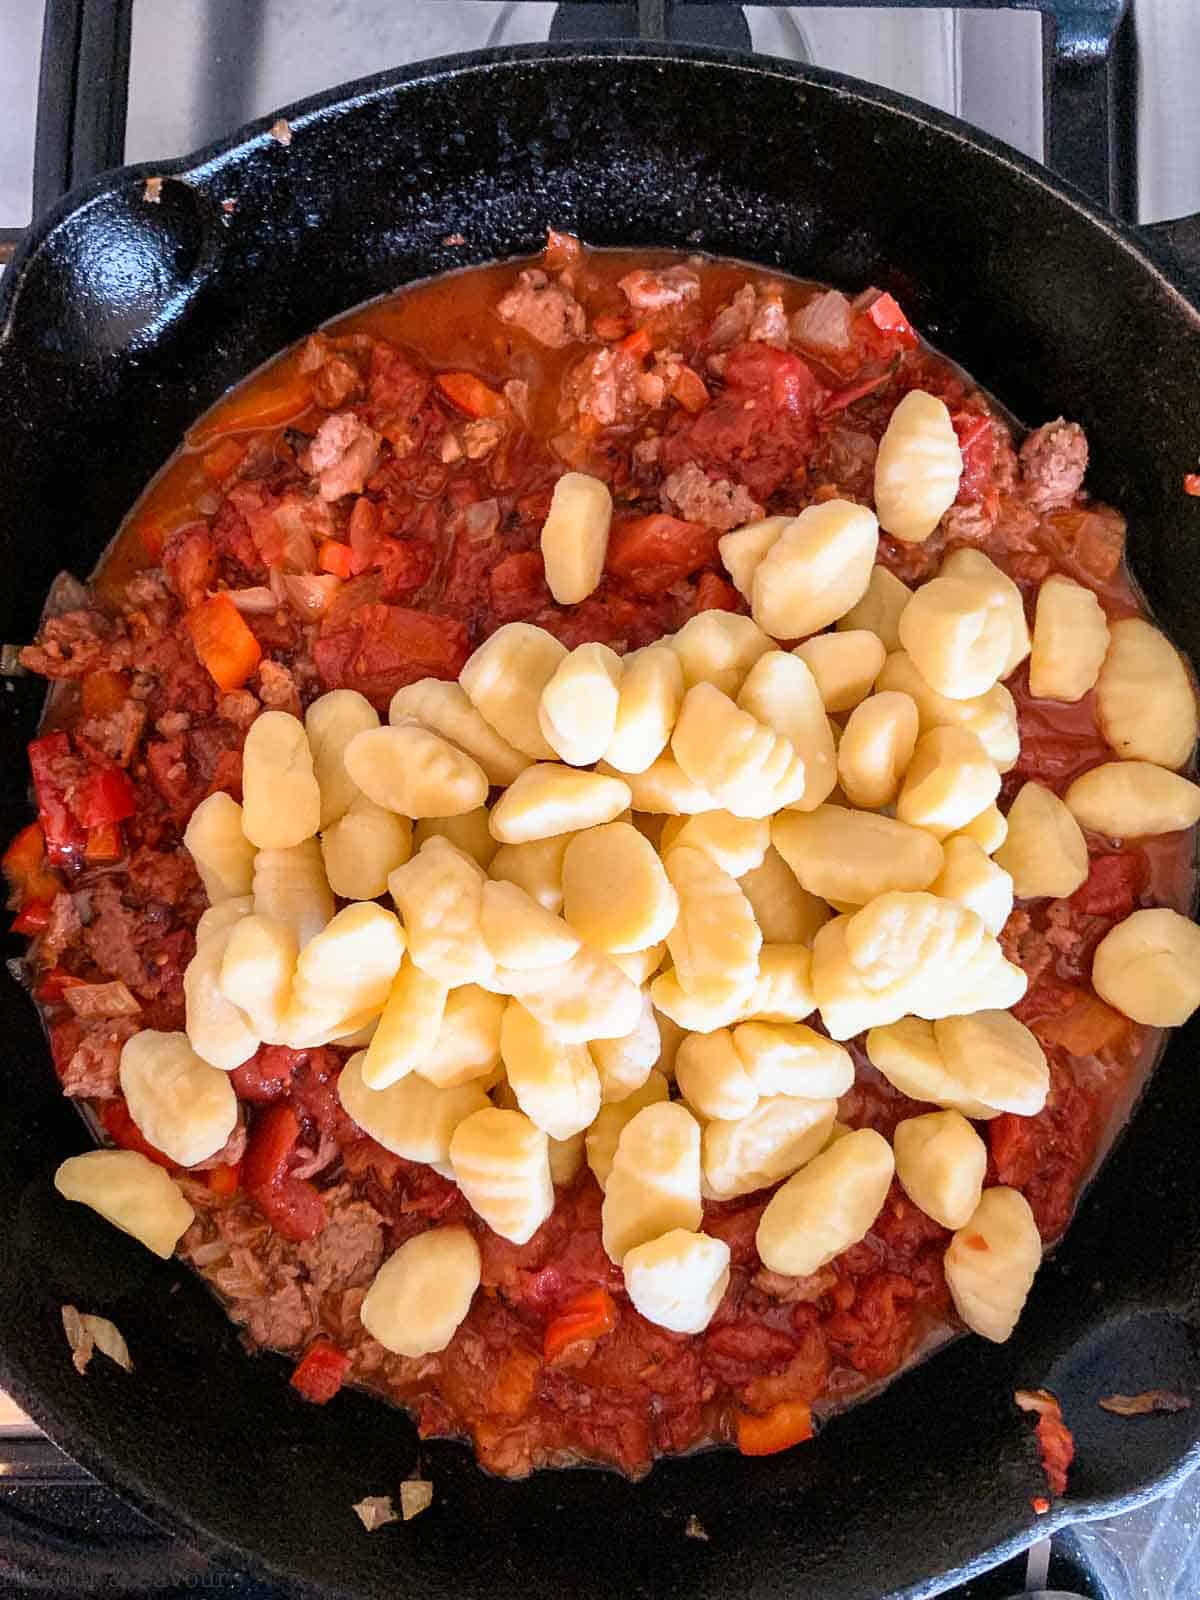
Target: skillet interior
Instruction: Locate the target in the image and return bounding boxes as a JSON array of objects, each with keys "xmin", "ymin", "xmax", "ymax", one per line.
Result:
[{"xmin": 1, "ymin": 42, "xmax": 1200, "ymax": 1600}]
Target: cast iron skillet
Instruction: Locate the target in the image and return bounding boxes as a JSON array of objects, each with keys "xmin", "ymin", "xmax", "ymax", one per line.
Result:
[{"xmin": 2, "ymin": 42, "xmax": 1200, "ymax": 1600}]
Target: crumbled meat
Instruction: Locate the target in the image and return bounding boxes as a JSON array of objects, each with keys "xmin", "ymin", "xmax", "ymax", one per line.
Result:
[
  {"xmin": 125, "ymin": 845, "xmax": 200, "ymax": 908},
  {"xmin": 300, "ymin": 336, "xmax": 362, "ymax": 409},
  {"xmin": 122, "ymin": 571, "xmax": 176, "ymax": 629},
  {"xmin": 179, "ymin": 1196, "xmax": 319, "ymax": 1351},
  {"xmin": 58, "ymin": 1017, "xmax": 139, "ymax": 1098},
  {"xmin": 20, "ymin": 610, "xmax": 131, "ymax": 680},
  {"xmin": 41, "ymin": 892, "xmax": 83, "ymax": 963},
  {"xmin": 1019, "ymin": 419, "xmax": 1089, "ymax": 511},
  {"xmin": 633, "ymin": 436, "xmax": 662, "ymax": 468},
  {"xmin": 497, "ymin": 268, "xmax": 586, "ymax": 349},
  {"xmin": 748, "ymin": 294, "xmax": 789, "ymax": 348},
  {"xmin": 163, "ymin": 524, "xmax": 218, "ymax": 608},
  {"xmin": 306, "ymin": 413, "xmax": 382, "ymax": 502},
  {"xmin": 751, "ymin": 1267, "xmax": 838, "ymax": 1303},
  {"xmin": 255, "ymin": 658, "xmax": 301, "ymax": 716},
  {"xmin": 155, "ymin": 710, "xmax": 191, "ymax": 739},
  {"xmin": 81, "ymin": 875, "xmax": 191, "ymax": 1002},
  {"xmin": 217, "ymin": 689, "xmax": 260, "ymax": 729},
  {"xmin": 77, "ymin": 698, "xmax": 146, "ymax": 769},
  {"xmin": 561, "ymin": 347, "xmax": 642, "ymax": 429},
  {"xmin": 661, "ymin": 461, "xmax": 765, "ymax": 532},
  {"xmin": 619, "ymin": 266, "xmax": 701, "ymax": 312},
  {"xmin": 296, "ymin": 1185, "xmax": 385, "ymax": 1295}
]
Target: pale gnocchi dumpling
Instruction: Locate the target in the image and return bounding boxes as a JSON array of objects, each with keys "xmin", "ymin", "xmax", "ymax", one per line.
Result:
[
  {"xmin": 873, "ymin": 389, "xmax": 962, "ymax": 543},
  {"xmin": 1028, "ymin": 575, "xmax": 1109, "ymax": 703},
  {"xmin": 540, "ymin": 471, "xmax": 612, "ymax": 605},
  {"xmin": 490, "ymin": 763, "xmax": 632, "ymax": 844},
  {"xmin": 609, "ymin": 943, "xmax": 667, "ymax": 986},
  {"xmin": 737, "ymin": 651, "xmax": 838, "ymax": 812},
  {"xmin": 936, "ymin": 1010, "xmax": 1049, "ymax": 1116},
  {"xmin": 702, "ymin": 1095, "xmax": 836, "ymax": 1201},
  {"xmin": 590, "ymin": 993, "xmax": 661, "ymax": 1103},
  {"xmin": 479, "ymin": 879, "xmax": 580, "ymax": 970},
  {"xmin": 931, "ymin": 835, "xmax": 1013, "ymax": 935},
  {"xmin": 414, "ymin": 808, "xmax": 497, "ymax": 870},
  {"xmin": 183, "ymin": 912, "xmax": 260, "ymax": 1071},
  {"xmin": 756, "ymin": 1127, "xmax": 895, "ymax": 1275},
  {"xmin": 361, "ymin": 958, "xmax": 448, "ymax": 1089},
  {"xmin": 794, "ymin": 629, "xmax": 887, "ymax": 714},
  {"xmin": 837, "ymin": 563, "xmax": 912, "ymax": 652},
  {"xmin": 561, "ymin": 822, "xmax": 678, "ymax": 953},
  {"xmin": 738, "ymin": 846, "xmax": 830, "ymax": 946},
  {"xmin": 321, "ymin": 795, "xmax": 413, "ymax": 901},
  {"xmin": 1064, "ymin": 762, "xmax": 1200, "ymax": 839},
  {"xmin": 944, "ymin": 1187, "xmax": 1042, "ymax": 1342},
  {"xmin": 305, "ymin": 689, "xmax": 380, "ymax": 829},
  {"xmin": 675, "ymin": 1029, "xmax": 760, "ymax": 1122},
  {"xmin": 898, "ymin": 575, "xmax": 1014, "ymax": 701},
  {"xmin": 488, "ymin": 833, "xmax": 570, "ymax": 913},
  {"xmin": 772, "ymin": 804, "xmax": 944, "ymax": 905},
  {"xmin": 604, "ymin": 752, "xmax": 718, "ymax": 815},
  {"xmin": 732, "ymin": 1021, "xmax": 854, "ymax": 1098},
  {"xmin": 664, "ymin": 845, "xmax": 762, "ymax": 1000},
  {"xmin": 877, "ymin": 651, "xmax": 1020, "ymax": 772},
  {"xmin": 649, "ymin": 966, "xmax": 753, "ymax": 1033},
  {"xmin": 459, "ymin": 622, "xmax": 568, "ymax": 760},
  {"xmin": 54, "ymin": 1150, "xmax": 195, "ymax": 1259},
  {"xmin": 837, "ymin": 690, "xmax": 920, "ymax": 809},
  {"xmin": 288, "ymin": 902, "xmax": 407, "ymax": 1040},
  {"xmin": 389, "ymin": 678, "xmax": 530, "ymax": 785},
  {"xmin": 548, "ymin": 1129, "xmax": 586, "ymax": 1187},
  {"xmin": 718, "ymin": 515, "xmax": 790, "ymax": 599},
  {"xmin": 339, "ymin": 1049, "xmax": 490, "ymax": 1161},
  {"xmin": 659, "ymin": 811, "xmax": 768, "ymax": 879},
  {"xmin": 496, "ymin": 945, "xmax": 643, "ymax": 1043},
  {"xmin": 993, "ymin": 781, "xmax": 1088, "ymax": 899},
  {"xmin": 389, "ymin": 837, "xmax": 494, "ymax": 986},
  {"xmin": 749, "ymin": 499, "xmax": 879, "ymax": 640},
  {"xmin": 585, "ymin": 1070, "xmax": 670, "ymax": 1189},
  {"xmin": 194, "ymin": 895, "xmax": 254, "ymax": 949},
  {"xmin": 738, "ymin": 943, "xmax": 816, "ymax": 1023},
  {"xmin": 345, "ymin": 723, "xmax": 488, "ymax": 819},
  {"xmin": 672, "ymin": 683, "xmax": 805, "ymax": 817},
  {"xmin": 939, "ymin": 547, "xmax": 1031, "ymax": 677},
  {"xmin": 241, "ymin": 710, "xmax": 322, "ymax": 849},
  {"xmin": 449, "ymin": 1106, "xmax": 555, "ymax": 1244},
  {"xmin": 949, "ymin": 803, "xmax": 1008, "ymax": 856},
  {"xmin": 501, "ymin": 1000, "xmax": 602, "ymax": 1141},
  {"xmin": 360, "ymin": 1227, "xmax": 481, "ymax": 1357},
  {"xmin": 669, "ymin": 610, "xmax": 772, "ymax": 697},
  {"xmin": 893, "ymin": 1110, "xmax": 988, "ymax": 1231},
  {"xmin": 1097, "ymin": 618, "xmax": 1198, "ymax": 769},
  {"xmin": 183, "ymin": 791, "xmax": 256, "ymax": 903},
  {"xmin": 601, "ymin": 1101, "xmax": 702, "ymax": 1263},
  {"xmin": 538, "ymin": 642, "xmax": 623, "ymax": 766},
  {"xmin": 865, "ymin": 1016, "xmax": 996, "ymax": 1118},
  {"xmin": 219, "ymin": 913, "xmax": 298, "ymax": 1043},
  {"xmin": 253, "ymin": 838, "xmax": 334, "ymax": 950},
  {"xmin": 419, "ymin": 985, "xmax": 506, "ymax": 1088},
  {"xmin": 1093, "ymin": 908, "xmax": 1200, "ymax": 1026},
  {"xmin": 896, "ymin": 727, "xmax": 1001, "ymax": 840},
  {"xmin": 119, "ymin": 1030, "xmax": 238, "ymax": 1168},
  {"xmin": 602, "ymin": 645, "xmax": 684, "ymax": 776},
  {"xmin": 623, "ymin": 1229, "xmax": 731, "ymax": 1335}
]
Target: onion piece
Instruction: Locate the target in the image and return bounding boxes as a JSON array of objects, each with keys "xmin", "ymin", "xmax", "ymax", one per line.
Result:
[
  {"xmin": 462, "ymin": 498, "xmax": 500, "ymax": 542},
  {"xmin": 225, "ymin": 587, "xmax": 279, "ymax": 615},
  {"xmin": 63, "ymin": 981, "xmax": 142, "ymax": 1019},
  {"xmin": 282, "ymin": 573, "xmax": 341, "ymax": 619},
  {"xmin": 400, "ymin": 1480, "xmax": 434, "ymax": 1521},
  {"xmin": 1099, "ymin": 1390, "xmax": 1192, "ymax": 1416},
  {"xmin": 62, "ymin": 1306, "xmax": 133, "ymax": 1375},
  {"xmin": 791, "ymin": 289, "xmax": 852, "ymax": 353},
  {"xmin": 353, "ymin": 1495, "xmax": 399, "ymax": 1532}
]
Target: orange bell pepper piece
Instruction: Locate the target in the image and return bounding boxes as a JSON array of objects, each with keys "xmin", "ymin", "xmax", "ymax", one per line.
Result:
[
  {"xmin": 185, "ymin": 593, "xmax": 263, "ymax": 691},
  {"xmin": 735, "ymin": 1401, "xmax": 815, "ymax": 1457},
  {"xmin": 1034, "ymin": 991, "xmax": 1130, "ymax": 1056},
  {"xmin": 435, "ymin": 370, "xmax": 508, "ymax": 419},
  {"xmin": 3, "ymin": 821, "xmax": 62, "ymax": 909},
  {"xmin": 670, "ymin": 365, "xmax": 710, "ymax": 413},
  {"xmin": 543, "ymin": 1287, "xmax": 617, "ymax": 1362},
  {"xmin": 317, "ymin": 539, "xmax": 355, "ymax": 579}
]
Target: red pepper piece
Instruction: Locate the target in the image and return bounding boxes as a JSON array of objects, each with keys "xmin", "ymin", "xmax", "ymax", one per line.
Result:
[{"xmin": 290, "ymin": 1339, "xmax": 352, "ymax": 1404}]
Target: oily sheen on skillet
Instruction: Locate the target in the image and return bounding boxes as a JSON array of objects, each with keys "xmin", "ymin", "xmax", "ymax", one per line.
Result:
[{"xmin": 1, "ymin": 42, "xmax": 1200, "ymax": 1600}]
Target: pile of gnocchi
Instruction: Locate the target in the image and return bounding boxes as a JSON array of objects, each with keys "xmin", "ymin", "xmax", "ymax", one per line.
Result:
[{"xmin": 55, "ymin": 387, "xmax": 1200, "ymax": 1366}]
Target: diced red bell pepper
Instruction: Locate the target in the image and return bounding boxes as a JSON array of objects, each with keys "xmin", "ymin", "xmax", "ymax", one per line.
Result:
[
  {"xmin": 735, "ymin": 1400, "xmax": 815, "ymax": 1456},
  {"xmin": 860, "ymin": 290, "xmax": 918, "ymax": 353},
  {"xmin": 102, "ymin": 1097, "xmax": 175, "ymax": 1170},
  {"xmin": 543, "ymin": 1287, "xmax": 617, "ymax": 1362},
  {"xmin": 10, "ymin": 899, "xmax": 52, "ymax": 935},
  {"xmin": 290, "ymin": 1338, "xmax": 352, "ymax": 1405},
  {"xmin": 3, "ymin": 821, "xmax": 62, "ymax": 909},
  {"xmin": 84, "ymin": 822, "xmax": 124, "ymax": 862},
  {"xmin": 435, "ymin": 371, "xmax": 508, "ymax": 420},
  {"xmin": 185, "ymin": 592, "xmax": 263, "ymax": 692},
  {"xmin": 617, "ymin": 326, "xmax": 654, "ymax": 364},
  {"xmin": 243, "ymin": 1102, "xmax": 326, "ymax": 1242},
  {"xmin": 317, "ymin": 538, "xmax": 355, "ymax": 579},
  {"xmin": 37, "ymin": 968, "xmax": 87, "ymax": 1005},
  {"xmin": 28, "ymin": 734, "xmax": 89, "ymax": 864},
  {"xmin": 205, "ymin": 1161, "xmax": 241, "ymax": 1199},
  {"xmin": 73, "ymin": 765, "xmax": 137, "ymax": 829}
]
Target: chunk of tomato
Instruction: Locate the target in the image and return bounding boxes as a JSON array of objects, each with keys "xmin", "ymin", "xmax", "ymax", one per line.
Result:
[{"xmin": 605, "ymin": 514, "xmax": 716, "ymax": 596}]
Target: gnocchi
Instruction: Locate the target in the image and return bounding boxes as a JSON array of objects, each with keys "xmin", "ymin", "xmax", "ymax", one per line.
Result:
[
  {"xmin": 1064, "ymin": 762, "xmax": 1200, "ymax": 839},
  {"xmin": 604, "ymin": 752, "xmax": 719, "ymax": 815},
  {"xmin": 664, "ymin": 845, "xmax": 762, "ymax": 1000},
  {"xmin": 414, "ymin": 808, "xmax": 496, "ymax": 869},
  {"xmin": 672, "ymin": 683, "xmax": 806, "ymax": 817},
  {"xmin": 388, "ymin": 837, "xmax": 494, "ymax": 987},
  {"xmin": 1029, "ymin": 574, "xmax": 1109, "ymax": 703},
  {"xmin": 540, "ymin": 471, "xmax": 612, "ymax": 604},
  {"xmin": 219, "ymin": 913, "xmax": 298, "ymax": 1044},
  {"xmin": 718, "ymin": 514, "xmax": 790, "ymax": 599},
  {"xmin": 339, "ymin": 1049, "xmax": 489, "ymax": 1162},
  {"xmin": 538, "ymin": 642, "xmax": 623, "ymax": 766},
  {"xmin": 896, "ymin": 726, "xmax": 1001, "ymax": 840},
  {"xmin": 675, "ymin": 1029, "xmax": 760, "ymax": 1122},
  {"xmin": 944, "ymin": 1187, "xmax": 1042, "ymax": 1342},
  {"xmin": 1092, "ymin": 907, "xmax": 1200, "ymax": 1025},
  {"xmin": 898, "ymin": 574, "xmax": 1014, "ymax": 701},
  {"xmin": 54, "ymin": 1150, "xmax": 194, "ymax": 1259},
  {"xmin": 488, "ymin": 833, "xmax": 570, "ymax": 913},
  {"xmin": 119, "ymin": 1030, "xmax": 238, "ymax": 1168},
  {"xmin": 360, "ymin": 1227, "xmax": 481, "ymax": 1357},
  {"xmin": 623, "ymin": 1229, "xmax": 731, "ymax": 1335},
  {"xmin": 480, "ymin": 879, "xmax": 581, "ymax": 969},
  {"xmin": 649, "ymin": 965, "xmax": 754, "ymax": 1033},
  {"xmin": 494, "ymin": 945, "xmax": 643, "ymax": 1044},
  {"xmin": 241, "ymin": 710, "xmax": 321, "ymax": 849},
  {"xmin": 738, "ymin": 651, "xmax": 838, "ymax": 813},
  {"xmin": 490, "ymin": 763, "xmax": 632, "ymax": 843},
  {"xmin": 603, "ymin": 645, "xmax": 684, "ymax": 775},
  {"xmin": 732, "ymin": 1021, "xmax": 854, "ymax": 1098},
  {"xmin": 702, "ymin": 1094, "xmax": 836, "ymax": 1201},
  {"xmin": 609, "ymin": 942, "xmax": 667, "ymax": 986},
  {"xmin": 773, "ymin": 805, "xmax": 944, "ymax": 906},
  {"xmin": 561, "ymin": 822, "xmax": 679, "ymax": 953},
  {"xmin": 751, "ymin": 499, "xmax": 879, "ymax": 640},
  {"xmin": 183, "ymin": 791, "xmax": 256, "ymax": 903},
  {"xmin": 449, "ymin": 1106, "xmax": 555, "ymax": 1245},
  {"xmin": 756, "ymin": 1127, "xmax": 895, "ymax": 1275},
  {"xmin": 893, "ymin": 1111, "xmax": 988, "ymax": 1230},
  {"xmin": 1096, "ymin": 618, "xmax": 1198, "ymax": 769},
  {"xmin": 252, "ymin": 839, "xmax": 335, "ymax": 951},
  {"xmin": 459, "ymin": 622, "xmax": 567, "ymax": 760},
  {"xmin": 589, "ymin": 994, "xmax": 662, "ymax": 1103},
  {"xmin": 865, "ymin": 1015, "xmax": 996, "ymax": 1119},
  {"xmin": 659, "ymin": 811, "xmax": 768, "ymax": 879},
  {"xmin": 321, "ymin": 794, "xmax": 412, "ymax": 900},
  {"xmin": 501, "ymin": 1000, "xmax": 602, "ymax": 1140},
  {"xmin": 287, "ymin": 902, "xmax": 407, "ymax": 1037},
  {"xmin": 877, "ymin": 651, "xmax": 1020, "ymax": 771},
  {"xmin": 585, "ymin": 1070, "xmax": 670, "ymax": 1189},
  {"xmin": 304, "ymin": 689, "xmax": 380, "ymax": 829},
  {"xmin": 738, "ymin": 943, "xmax": 816, "ymax": 1023},
  {"xmin": 183, "ymin": 916, "xmax": 260, "ymax": 1071},
  {"xmin": 389, "ymin": 678, "xmax": 529, "ymax": 786},
  {"xmin": 344, "ymin": 723, "xmax": 488, "ymax": 819},
  {"xmin": 935, "ymin": 1010, "xmax": 1050, "ymax": 1116},
  {"xmin": 993, "ymin": 781, "xmax": 1088, "ymax": 899},
  {"xmin": 938, "ymin": 547, "xmax": 1031, "ymax": 678},
  {"xmin": 738, "ymin": 846, "xmax": 830, "ymax": 945},
  {"xmin": 360, "ymin": 958, "xmax": 447, "ymax": 1090},
  {"xmin": 873, "ymin": 389, "xmax": 962, "ymax": 543},
  {"xmin": 837, "ymin": 563, "xmax": 912, "ymax": 652},
  {"xmin": 601, "ymin": 1101, "xmax": 702, "ymax": 1263},
  {"xmin": 837, "ymin": 690, "xmax": 920, "ymax": 809},
  {"xmin": 794, "ymin": 629, "xmax": 887, "ymax": 715},
  {"xmin": 931, "ymin": 835, "xmax": 1014, "ymax": 935},
  {"xmin": 669, "ymin": 610, "xmax": 772, "ymax": 697},
  {"xmin": 949, "ymin": 803, "xmax": 1008, "ymax": 856},
  {"xmin": 419, "ymin": 984, "xmax": 505, "ymax": 1088}
]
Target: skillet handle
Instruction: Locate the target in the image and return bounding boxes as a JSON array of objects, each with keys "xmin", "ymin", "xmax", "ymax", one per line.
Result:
[{"xmin": 1139, "ymin": 213, "xmax": 1200, "ymax": 296}]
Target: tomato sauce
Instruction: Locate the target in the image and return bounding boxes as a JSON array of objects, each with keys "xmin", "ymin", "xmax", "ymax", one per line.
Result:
[{"xmin": 12, "ymin": 238, "xmax": 1197, "ymax": 1479}]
